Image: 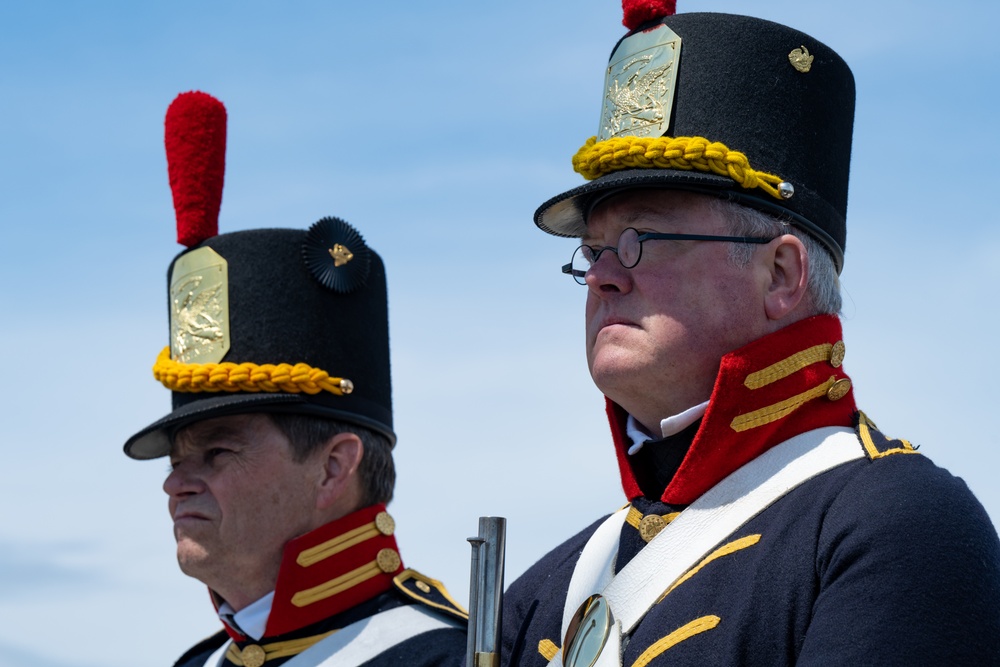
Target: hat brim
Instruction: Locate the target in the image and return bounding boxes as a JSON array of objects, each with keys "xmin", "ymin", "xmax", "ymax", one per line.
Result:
[
  {"xmin": 534, "ymin": 168, "xmax": 844, "ymax": 273},
  {"xmin": 124, "ymin": 392, "xmax": 397, "ymax": 460}
]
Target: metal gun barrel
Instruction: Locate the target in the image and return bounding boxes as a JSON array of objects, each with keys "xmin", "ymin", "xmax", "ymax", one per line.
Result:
[{"xmin": 467, "ymin": 516, "xmax": 507, "ymax": 667}]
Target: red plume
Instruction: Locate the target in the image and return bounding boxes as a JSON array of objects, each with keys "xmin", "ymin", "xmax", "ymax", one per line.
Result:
[
  {"xmin": 164, "ymin": 91, "xmax": 227, "ymax": 247},
  {"xmin": 622, "ymin": 0, "xmax": 676, "ymax": 31}
]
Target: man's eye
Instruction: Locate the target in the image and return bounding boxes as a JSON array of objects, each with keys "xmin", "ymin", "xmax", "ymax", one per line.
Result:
[{"xmin": 206, "ymin": 448, "xmax": 232, "ymax": 461}]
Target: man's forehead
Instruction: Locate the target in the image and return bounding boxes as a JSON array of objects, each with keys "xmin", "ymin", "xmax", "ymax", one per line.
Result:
[
  {"xmin": 584, "ymin": 189, "xmax": 720, "ymax": 239},
  {"xmin": 171, "ymin": 413, "xmax": 269, "ymax": 452}
]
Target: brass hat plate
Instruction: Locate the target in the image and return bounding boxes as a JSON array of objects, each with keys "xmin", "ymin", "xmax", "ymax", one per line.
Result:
[
  {"xmin": 169, "ymin": 246, "xmax": 230, "ymax": 365},
  {"xmin": 563, "ymin": 594, "xmax": 613, "ymax": 667},
  {"xmin": 598, "ymin": 23, "xmax": 682, "ymax": 142}
]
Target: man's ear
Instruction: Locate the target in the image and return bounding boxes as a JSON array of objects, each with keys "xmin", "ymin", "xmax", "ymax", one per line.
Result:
[
  {"xmin": 762, "ymin": 233, "xmax": 810, "ymax": 321},
  {"xmin": 314, "ymin": 432, "xmax": 364, "ymax": 512}
]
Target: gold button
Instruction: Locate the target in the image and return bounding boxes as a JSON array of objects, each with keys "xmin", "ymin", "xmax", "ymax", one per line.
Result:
[
  {"xmin": 830, "ymin": 340, "xmax": 846, "ymax": 368},
  {"xmin": 827, "ymin": 378, "xmax": 852, "ymax": 401},
  {"xmin": 376, "ymin": 548, "xmax": 401, "ymax": 573},
  {"xmin": 638, "ymin": 514, "xmax": 666, "ymax": 543},
  {"xmin": 241, "ymin": 644, "xmax": 266, "ymax": 667},
  {"xmin": 416, "ymin": 580, "xmax": 432, "ymax": 593},
  {"xmin": 374, "ymin": 511, "xmax": 395, "ymax": 536}
]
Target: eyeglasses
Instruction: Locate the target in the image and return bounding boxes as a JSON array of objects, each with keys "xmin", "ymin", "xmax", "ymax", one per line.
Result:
[{"xmin": 561, "ymin": 227, "xmax": 775, "ymax": 285}]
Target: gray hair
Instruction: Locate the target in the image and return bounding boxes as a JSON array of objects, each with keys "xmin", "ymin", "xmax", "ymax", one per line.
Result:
[
  {"xmin": 710, "ymin": 198, "xmax": 842, "ymax": 315},
  {"xmin": 268, "ymin": 413, "xmax": 396, "ymax": 507}
]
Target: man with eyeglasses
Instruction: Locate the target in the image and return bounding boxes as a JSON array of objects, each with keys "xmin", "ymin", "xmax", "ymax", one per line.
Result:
[{"xmin": 501, "ymin": 2, "xmax": 1000, "ymax": 666}]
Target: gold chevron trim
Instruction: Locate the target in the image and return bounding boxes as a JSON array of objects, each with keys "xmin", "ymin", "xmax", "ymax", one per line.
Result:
[
  {"xmin": 630, "ymin": 616, "xmax": 721, "ymax": 667},
  {"xmin": 658, "ymin": 534, "xmax": 762, "ymax": 602},
  {"xmin": 858, "ymin": 411, "xmax": 919, "ymax": 460}
]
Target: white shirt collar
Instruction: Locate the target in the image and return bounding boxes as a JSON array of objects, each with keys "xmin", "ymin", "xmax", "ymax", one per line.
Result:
[
  {"xmin": 217, "ymin": 591, "xmax": 275, "ymax": 641},
  {"xmin": 626, "ymin": 401, "xmax": 709, "ymax": 456}
]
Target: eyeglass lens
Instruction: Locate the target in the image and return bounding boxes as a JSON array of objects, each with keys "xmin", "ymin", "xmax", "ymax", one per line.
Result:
[{"xmin": 569, "ymin": 228, "xmax": 642, "ymax": 284}]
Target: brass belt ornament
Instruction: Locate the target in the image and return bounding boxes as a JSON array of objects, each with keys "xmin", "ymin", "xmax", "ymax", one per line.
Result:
[{"xmin": 563, "ymin": 595, "xmax": 613, "ymax": 667}]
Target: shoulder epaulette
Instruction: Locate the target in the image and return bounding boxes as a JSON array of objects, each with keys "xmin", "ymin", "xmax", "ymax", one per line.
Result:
[
  {"xmin": 172, "ymin": 629, "xmax": 228, "ymax": 667},
  {"xmin": 393, "ymin": 568, "xmax": 469, "ymax": 622},
  {"xmin": 855, "ymin": 411, "xmax": 921, "ymax": 460}
]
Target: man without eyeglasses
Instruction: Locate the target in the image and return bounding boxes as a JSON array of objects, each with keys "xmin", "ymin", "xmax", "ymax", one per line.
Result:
[
  {"xmin": 501, "ymin": 3, "xmax": 1000, "ymax": 665},
  {"xmin": 125, "ymin": 92, "xmax": 466, "ymax": 667}
]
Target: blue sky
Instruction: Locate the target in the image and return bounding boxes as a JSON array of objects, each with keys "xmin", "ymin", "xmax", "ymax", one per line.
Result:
[{"xmin": 1, "ymin": 1, "xmax": 998, "ymax": 665}]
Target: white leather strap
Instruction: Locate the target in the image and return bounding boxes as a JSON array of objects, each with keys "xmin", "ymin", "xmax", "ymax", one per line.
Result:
[
  {"xmin": 559, "ymin": 508, "xmax": 628, "ymax": 636},
  {"xmin": 203, "ymin": 605, "xmax": 460, "ymax": 667},
  {"xmin": 550, "ymin": 426, "xmax": 863, "ymax": 666},
  {"xmin": 610, "ymin": 427, "xmax": 861, "ymax": 633}
]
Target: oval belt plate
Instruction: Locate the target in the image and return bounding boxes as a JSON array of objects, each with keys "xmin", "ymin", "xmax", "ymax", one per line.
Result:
[{"xmin": 563, "ymin": 594, "xmax": 613, "ymax": 667}]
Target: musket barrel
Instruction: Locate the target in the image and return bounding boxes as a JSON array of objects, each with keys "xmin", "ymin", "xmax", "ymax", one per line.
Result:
[{"xmin": 467, "ymin": 516, "xmax": 507, "ymax": 667}]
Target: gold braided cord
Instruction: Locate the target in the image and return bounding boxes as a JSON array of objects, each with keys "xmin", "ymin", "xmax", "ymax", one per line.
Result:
[
  {"xmin": 572, "ymin": 135, "xmax": 786, "ymax": 200},
  {"xmin": 153, "ymin": 347, "xmax": 351, "ymax": 395}
]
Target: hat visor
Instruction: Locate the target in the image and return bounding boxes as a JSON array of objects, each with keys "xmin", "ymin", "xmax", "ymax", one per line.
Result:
[
  {"xmin": 124, "ymin": 392, "xmax": 397, "ymax": 460},
  {"xmin": 534, "ymin": 168, "xmax": 844, "ymax": 273}
]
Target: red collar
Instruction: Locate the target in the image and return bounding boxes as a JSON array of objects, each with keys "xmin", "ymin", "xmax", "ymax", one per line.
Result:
[
  {"xmin": 216, "ymin": 503, "xmax": 404, "ymax": 640},
  {"xmin": 608, "ymin": 315, "xmax": 856, "ymax": 505}
]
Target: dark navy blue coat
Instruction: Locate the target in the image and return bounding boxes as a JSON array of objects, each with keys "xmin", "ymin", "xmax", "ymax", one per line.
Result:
[
  {"xmin": 502, "ymin": 425, "xmax": 1000, "ymax": 666},
  {"xmin": 176, "ymin": 591, "xmax": 466, "ymax": 666}
]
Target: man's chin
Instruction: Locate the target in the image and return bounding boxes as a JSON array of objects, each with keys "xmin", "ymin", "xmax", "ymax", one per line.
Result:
[
  {"xmin": 589, "ymin": 349, "xmax": 647, "ymax": 387},
  {"xmin": 175, "ymin": 541, "xmax": 213, "ymax": 579}
]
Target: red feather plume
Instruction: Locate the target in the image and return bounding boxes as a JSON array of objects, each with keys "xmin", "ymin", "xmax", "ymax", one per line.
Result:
[
  {"xmin": 164, "ymin": 91, "xmax": 227, "ymax": 247},
  {"xmin": 622, "ymin": 0, "xmax": 676, "ymax": 31}
]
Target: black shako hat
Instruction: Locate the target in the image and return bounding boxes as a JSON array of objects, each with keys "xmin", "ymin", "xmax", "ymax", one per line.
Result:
[
  {"xmin": 535, "ymin": 2, "xmax": 856, "ymax": 272},
  {"xmin": 124, "ymin": 92, "xmax": 393, "ymax": 459}
]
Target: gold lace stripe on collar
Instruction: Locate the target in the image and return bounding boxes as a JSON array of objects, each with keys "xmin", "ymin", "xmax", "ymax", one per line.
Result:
[
  {"xmin": 225, "ymin": 630, "xmax": 337, "ymax": 666},
  {"xmin": 153, "ymin": 346, "xmax": 353, "ymax": 396},
  {"xmin": 297, "ymin": 522, "xmax": 382, "ymax": 567},
  {"xmin": 744, "ymin": 343, "xmax": 834, "ymax": 390},
  {"xmin": 730, "ymin": 377, "xmax": 836, "ymax": 433},
  {"xmin": 572, "ymin": 135, "xmax": 786, "ymax": 201},
  {"xmin": 291, "ymin": 547, "xmax": 400, "ymax": 608}
]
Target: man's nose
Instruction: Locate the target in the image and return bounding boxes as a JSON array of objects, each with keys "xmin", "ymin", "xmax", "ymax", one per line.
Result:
[
  {"xmin": 586, "ymin": 248, "xmax": 632, "ymax": 294},
  {"xmin": 163, "ymin": 463, "xmax": 204, "ymax": 497}
]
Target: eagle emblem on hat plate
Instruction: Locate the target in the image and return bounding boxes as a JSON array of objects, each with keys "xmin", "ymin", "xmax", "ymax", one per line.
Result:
[
  {"xmin": 599, "ymin": 23, "xmax": 682, "ymax": 141},
  {"xmin": 169, "ymin": 246, "xmax": 231, "ymax": 365}
]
